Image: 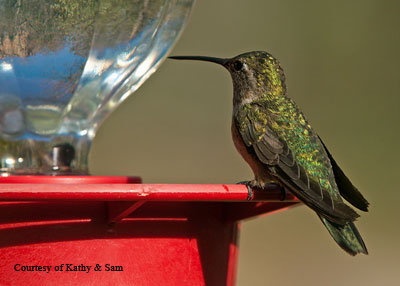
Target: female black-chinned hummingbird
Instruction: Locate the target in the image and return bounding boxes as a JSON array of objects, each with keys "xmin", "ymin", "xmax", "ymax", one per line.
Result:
[{"xmin": 169, "ymin": 51, "xmax": 369, "ymax": 255}]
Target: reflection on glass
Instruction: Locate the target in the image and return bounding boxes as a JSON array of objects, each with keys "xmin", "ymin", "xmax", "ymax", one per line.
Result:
[{"xmin": 0, "ymin": 0, "xmax": 194, "ymax": 174}]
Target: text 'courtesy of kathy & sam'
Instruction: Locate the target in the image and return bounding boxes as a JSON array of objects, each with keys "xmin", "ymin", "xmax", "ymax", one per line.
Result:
[{"xmin": 14, "ymin": 263, "xmax": 123, "ymax": 273}]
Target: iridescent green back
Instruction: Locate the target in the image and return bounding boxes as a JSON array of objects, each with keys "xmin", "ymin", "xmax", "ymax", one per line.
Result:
[{"xmin": 268, "ymin": 95, "xmax": 339, "ymax": 200}]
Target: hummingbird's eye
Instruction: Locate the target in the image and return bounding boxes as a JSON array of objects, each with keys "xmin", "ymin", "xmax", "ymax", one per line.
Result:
[{"xmin": 233, "ymin": 61, "xmax": 243, "ymax": 71}]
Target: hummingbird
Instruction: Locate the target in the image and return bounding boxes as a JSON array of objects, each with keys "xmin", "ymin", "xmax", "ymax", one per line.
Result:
[{"xmin": 169, "ymin": 51, "xmax": 369, "ymax": 255}]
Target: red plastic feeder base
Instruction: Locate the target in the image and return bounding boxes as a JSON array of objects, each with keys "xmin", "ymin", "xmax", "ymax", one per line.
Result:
[{"xmin": 0, "ymin": 176, "xmax": 299, "ymax": 286}]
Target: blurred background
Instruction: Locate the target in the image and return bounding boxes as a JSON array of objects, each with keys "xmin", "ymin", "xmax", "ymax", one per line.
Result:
[{"xmin": 90, "ymin": 0, "xmax": 400, "ymax": 285}]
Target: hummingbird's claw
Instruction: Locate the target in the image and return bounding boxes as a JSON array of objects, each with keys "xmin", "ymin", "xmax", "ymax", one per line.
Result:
[
  {"xmin": 280, "ymin": 186, "xmax": 287, "ymax": 201},
  {"xmin": 237, "ymin": 180, "xmax": 254, "ymax": 200},
  {"xmin": 267, "ymin": 182, "xmax": 287, "ymax": 201}
]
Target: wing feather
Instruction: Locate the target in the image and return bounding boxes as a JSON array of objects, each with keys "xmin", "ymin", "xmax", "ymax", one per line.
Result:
[
  {"xmin": 319, "ymin": 137, "xmax": 369, "ymax": 211},
  {"xmin": 235, "ymin": 103, "xmax": 360, "ymax": 224}
]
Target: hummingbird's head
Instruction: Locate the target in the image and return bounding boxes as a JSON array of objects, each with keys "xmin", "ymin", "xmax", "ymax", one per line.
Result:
[
  {"xmin": 224, "ymin": 51, "xmax": 286, "ymax": 97},
  {"xmin": 169, "ymin": 51, "xmax": 286, "ymax": 101}
]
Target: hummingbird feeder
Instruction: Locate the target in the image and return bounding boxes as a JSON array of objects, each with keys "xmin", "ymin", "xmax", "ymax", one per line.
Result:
[{"xmin": 0, "ymin": 1, "xmax": 299, "ymax": 285}]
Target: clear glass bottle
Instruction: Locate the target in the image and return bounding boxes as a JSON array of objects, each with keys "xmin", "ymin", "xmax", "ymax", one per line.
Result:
[{"xmin": 0, "ymin": 0, "xmax": 194, "ymax": 175}]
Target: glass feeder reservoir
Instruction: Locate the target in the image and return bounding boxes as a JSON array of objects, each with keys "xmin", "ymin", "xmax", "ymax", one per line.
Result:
[{"xmin": 0, "ymin": 0, "xmax": 194, "ymax": 175}]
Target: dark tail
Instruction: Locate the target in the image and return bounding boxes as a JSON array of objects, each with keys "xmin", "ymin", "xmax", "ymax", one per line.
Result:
[{"xmin": 319, "ymin": 215, "xmax": 368, "ymax": 256}]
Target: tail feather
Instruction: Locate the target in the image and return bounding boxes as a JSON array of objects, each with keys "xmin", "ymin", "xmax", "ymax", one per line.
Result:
[{"xmin": 319, "ymin": 215, "xmax": 368, "ymax": 256}]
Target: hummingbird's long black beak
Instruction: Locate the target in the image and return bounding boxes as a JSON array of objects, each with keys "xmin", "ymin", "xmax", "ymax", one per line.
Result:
[{"xmin": 168, "ymin": 56, "xmax": 228, "ymax": 66}]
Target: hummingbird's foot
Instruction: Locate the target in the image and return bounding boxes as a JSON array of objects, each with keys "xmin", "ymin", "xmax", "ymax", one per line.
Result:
[
  {"xmin": 280, "ymin": 186, "xmax": 287, "ymax": 201},
  {"xmin": 237, "ymin": 180, "xmax": 255, "ymax": 200},
  {"xmin": 267, "ymin": 182, "xmax": 287, "ymax": 201}
]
